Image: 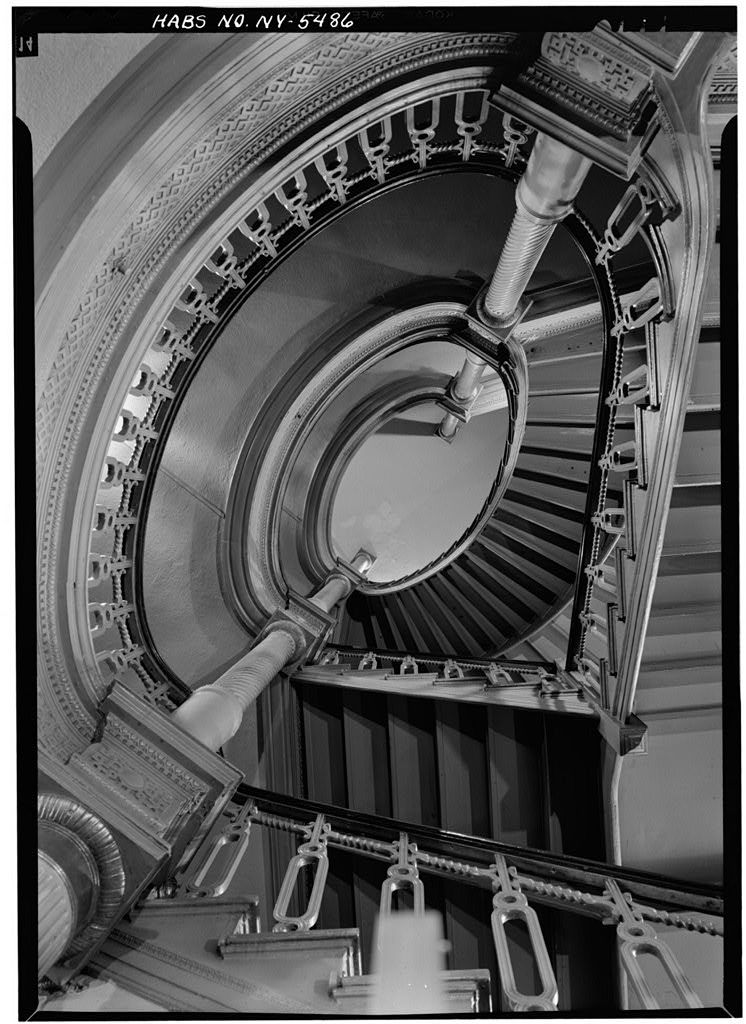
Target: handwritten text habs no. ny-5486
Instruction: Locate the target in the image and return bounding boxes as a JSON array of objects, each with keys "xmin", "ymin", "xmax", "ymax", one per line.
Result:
[{"xmin": 152, "ymin": 12, "xmax": 355, "ymax": 30}]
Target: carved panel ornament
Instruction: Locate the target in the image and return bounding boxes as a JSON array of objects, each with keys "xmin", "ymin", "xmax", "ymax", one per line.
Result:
[
  {"xmin": 496, "ymin": 25, "xmax": 666, "ymax": 176},
  {"xmin": 67, "ymin": 713, "xmax": 210, "ymax": 837},
  {"xmin": 708, "ymin": 40, "xmax": 737, "ymax": 106},
  {"xmin": 542, "ymin": 32, "xmax": 651, "ymax": 105}
]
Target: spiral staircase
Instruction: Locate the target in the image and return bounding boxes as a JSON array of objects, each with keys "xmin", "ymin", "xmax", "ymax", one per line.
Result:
[
  {"xmin": 29, "ymin": 25, "xmax": 733, "ymax": 1015},
  {"xmin": 340, "ymin": 271, "xmax": 651, "ymax": 658}
]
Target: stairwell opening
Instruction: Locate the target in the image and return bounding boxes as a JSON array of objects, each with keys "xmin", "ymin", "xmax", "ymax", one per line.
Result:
[{"xmin": 327, "ymin": 341, "xmax": 510, "ymax": 585}]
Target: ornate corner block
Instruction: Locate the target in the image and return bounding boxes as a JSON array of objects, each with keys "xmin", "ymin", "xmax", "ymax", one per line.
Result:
[
  {"xmin": 596, "ymin": 705, "xmax": 647, "ymax": 756},
  {"xmin": 331, "ymin": 555, "xmax": 371, "ymax": 592},
  {"xmin": 463, "ymin": 282, "xmax": 532, "ymax": 345},
  {"xmin": 65, "ymin": 683, "xmax": 242, "ymax": 872},
  {"xmin": 39, "ymin": 684, "xmax": 244, "ymax": 982},
  {"xmin": 497, "ymin": 26, "xmax": 676, "ymax": 178},
  {"xmin": 39, "ymin": 752, "xmax": 169, "ymax": 986},
  {"xmin": 257, "ymin": 594, "xmax": 336, "ymax": 669}
]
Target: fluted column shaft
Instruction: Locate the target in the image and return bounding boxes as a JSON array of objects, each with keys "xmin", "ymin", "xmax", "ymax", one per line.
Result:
[
  {"xmin": 171, "ymin": 629, "xmax": 297, "ymax": 751},
  {"xmin": 38, "ymin": 851, "xmax": 75, "ymax": 978},
  {"xmin": 310, "ymin": 550, "xmax": 375, "ymax": 612},
  {"xmin": 172, "ymin": 551, "xmax": 374, "ymax": 751},
  {"xmin": 484, "ymin": 214, "xmax": 555, "ymax": 322},
  {"xmin": 484, "ymin": 133, "xmax": 592, "ymax": 323},
  {"xmin": 37, "ymin": 823, "xmax": 100, "ymax": 978},
  {"xmin": 439, "ymin": 135, "xmax": 591, "ymax": 441},
  {"xmin": 439, "ymin": 351, "xmax": 488, "ymax": 440}
]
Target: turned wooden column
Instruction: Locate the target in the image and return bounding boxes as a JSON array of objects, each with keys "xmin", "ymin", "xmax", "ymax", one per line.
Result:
[
  {"xmin": 439, "ymin": 132, "xmax": 593, "ymax": 440},
  {"xmin": 484, "ymin": 133, "xmax": 592, "ymax": 323},
  {"xmin": 172, "ymin": 551, "xmax": 374, "ymax": 751}
]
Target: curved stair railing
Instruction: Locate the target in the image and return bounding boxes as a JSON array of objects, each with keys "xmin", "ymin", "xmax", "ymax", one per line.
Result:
[{"xmin": 90, "ymin": 786, "xmax": 723, "ymax": 1013}]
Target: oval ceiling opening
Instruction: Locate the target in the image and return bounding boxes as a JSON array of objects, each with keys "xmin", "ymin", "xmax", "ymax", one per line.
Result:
[{"xmin": 328, "ymin": 340, "xmax": 509, "ymax": 585}]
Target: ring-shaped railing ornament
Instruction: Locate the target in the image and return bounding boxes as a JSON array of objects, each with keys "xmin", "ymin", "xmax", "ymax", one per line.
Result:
[{"xmin": 80, "ymin": 73, "xmax": 626, "ymax": 705}]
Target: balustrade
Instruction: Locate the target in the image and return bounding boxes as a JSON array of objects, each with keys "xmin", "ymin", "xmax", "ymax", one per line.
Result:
[
  {"xmin": 148, "ymin": 786, "xmax": 721, "ymax": 1012},
  {"xmin": 563, "ymin": 36, "xmax": 722, "ymax": 758},
  {"xmin": 299, "ymin": 644, "xmax": 590, "ymax": 717}
]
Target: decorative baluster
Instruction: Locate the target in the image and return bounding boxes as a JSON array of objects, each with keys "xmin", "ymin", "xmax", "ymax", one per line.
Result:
[
  {"xmin": 98, "ymin": 644, "xmax": 144, "ymax": 675},
  {"xmin": 612, "ymin": 277, "xmax": 668, "ymax": 338},
  {"xmin": 499, "ymin": 112, "xmax": 535, "ymax": 169},
  {"xmin": 114, "ymin": 409, "xmax": 158, "ymax": 444},
  {"xmin": 605, "ymin": 879, "xmax": 703, "ymax": 1010},
  {"xmin": 592, "ymin": 507, "xmax": 627, "ymax": 536},
  {"xmin": 272, "ymin": 814, "xmax": 329, "ymax": 932},
  {"xmin": 154, "ymin": 321, "xmax": 197, "ymax": 360},
  {"xmin": 88, "ymin": 552, "xmax": 112, "ymax": 587},
  {"xmin": 237, "ymin": 201, "xmax": 277, "ymax": 258},
  {"xmin": 379, "ymin": 833, "xmax": 425, "ymax": 916},
  {"xmin": 484, "ymin": 662, "xmax": 515, "ymax": 687},
  {"xmin": 595, "ymin": 181, "xmax": 675, "ymax": 267},
  {"xmin": 358, "ymin": 118, "xmax": 392, "ymax": 184},
  {"xmin": 441, "ymin": 658, "xmax": 464, "ymax": 680},
  {"xmin": 275, "ymin": 170, "xmax": 311, "ymax": 230},
  {"xmin": 406, "ymin": 98, "xmax": 440, "ymax": 170},
  {"xmin": 138, "ymin": 673, "xmax": 174, "ymax": 711},
  {"xmin": 205, "ymin": 238, "xmax": 246, "ymax": 289},
  {"xmin": 129, "ymin": 364, "xmax": 175, "ymax": 401},
  {"xmin": 315, "ymin": 143, "xmax": 350, "ymax": 204},
  {"xmin": 584, "ymin": 563, "xmax": 616, "ymax": 595},
  {"xmin": 92, "ymin": 505, "xmax": 117, "ymax": 533},
  {"xmin": 455, "ymin": 90, "xmax": 488, "ymax": 162},
  {"xmin": 88, "ymin": 601, "xmax": 133, "ymax": 636},
  {"xmin": 174, "ymin": 279, "xmax": 219, "ymax": 324},
  {"xmin": 490, "ymin": 855, "xmax": 558, "ymax": 1012},
  {"xmin": 184, "ymin": 802, "xmax": 254, "ymax": 898}
]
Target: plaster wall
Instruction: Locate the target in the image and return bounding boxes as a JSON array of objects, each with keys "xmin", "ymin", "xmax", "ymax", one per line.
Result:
[
  {"xmin": 618, "ymin": 713, "xmax": 723, "ymax": 883},
  {"xmin": 15, "ymin": 33, "xmax": 157, "ymax": 172}
]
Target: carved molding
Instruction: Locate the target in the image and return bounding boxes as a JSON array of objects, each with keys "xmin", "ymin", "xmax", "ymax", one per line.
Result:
[
  {"xmin": 541, "ymin": 32, "xmax": 652, "ymax": 105},
  {"xmin": 708, "ymin": 40, "xmax": 737, "ymax": 107},
  {"xmin": 497, "ymin": 27, "xmax": 668, "ymax": 177},
  {"xmin": 67, "ymin": 713, "xmax": 210, "ymax": 838},
  {"xmin": 100, "ymin": 927, "xmax": 324, "ymax": 1012}
]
